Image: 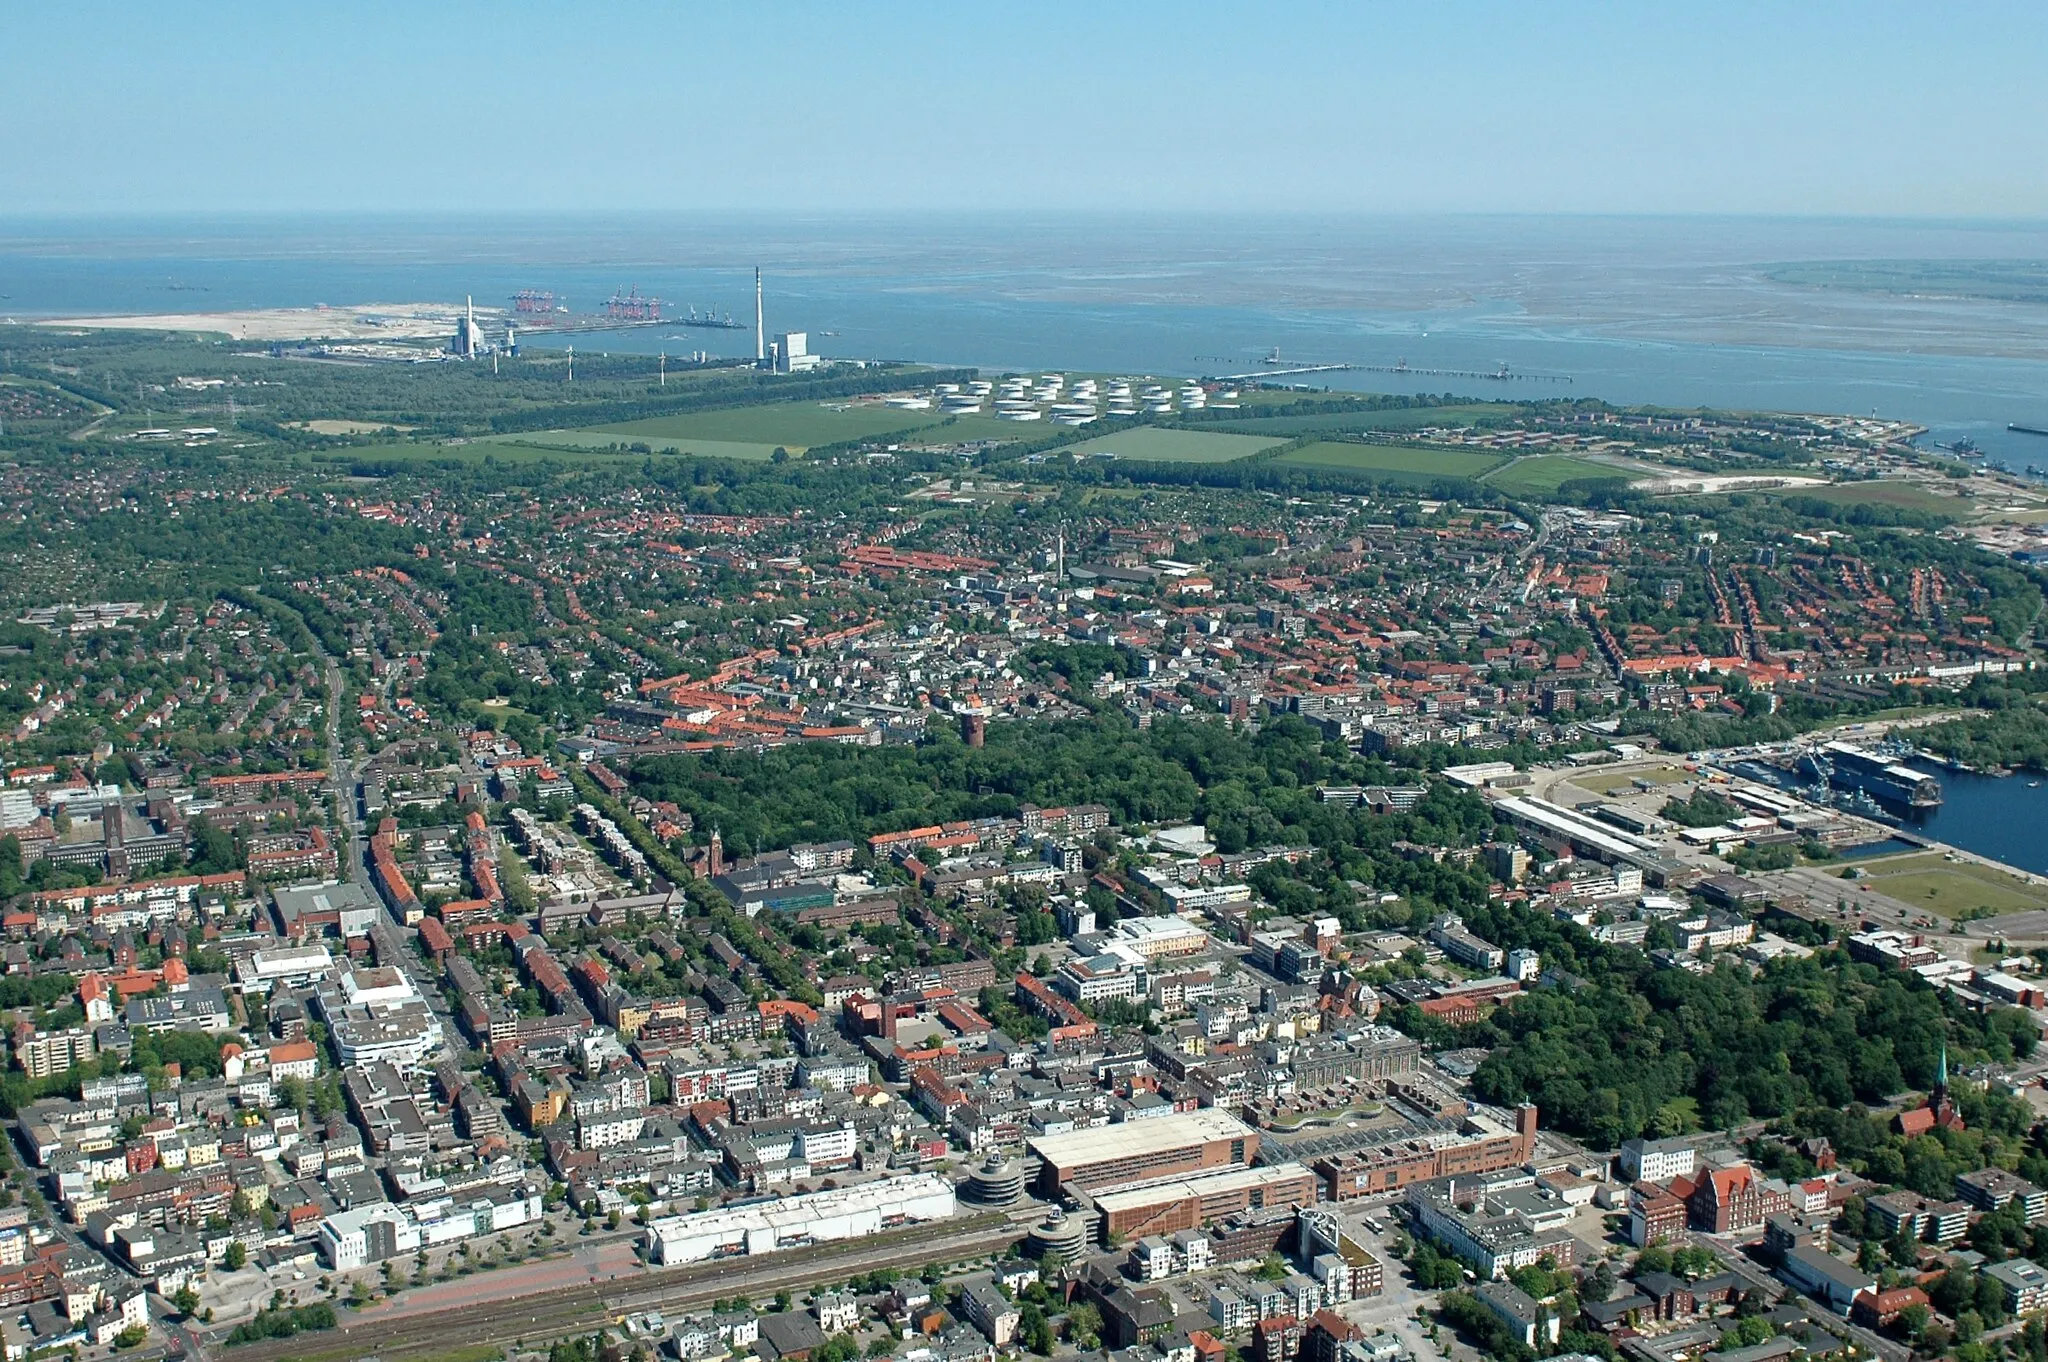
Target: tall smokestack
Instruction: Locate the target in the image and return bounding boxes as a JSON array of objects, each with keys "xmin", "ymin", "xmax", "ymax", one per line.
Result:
[{"xmin": 755, "ymin": 267, "xmax": 765, "ymax": 366}]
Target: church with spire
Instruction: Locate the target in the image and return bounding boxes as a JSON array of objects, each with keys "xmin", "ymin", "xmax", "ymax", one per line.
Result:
[{"xmin": 1896, "ymin": 1042, "xmax": 1966, "ymax": 1137}]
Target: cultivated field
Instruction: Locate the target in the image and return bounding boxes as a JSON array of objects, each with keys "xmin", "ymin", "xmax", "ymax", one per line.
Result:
[
  {"xmin": 1054, "ymin": 427, "xmax": 1287, "ymax": 463},
  {"xmin": 1273, "ymin": 441, "xmax": 1504, "ymax": 479}
]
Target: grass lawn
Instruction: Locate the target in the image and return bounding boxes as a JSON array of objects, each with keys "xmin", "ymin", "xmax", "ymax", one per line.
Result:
[
  {"xmin": 589, "ymin": 401, "xmax": 948, "ymax": 450},
  {"xmin": 1273, "ymin": 441, "xmax": 1505, "ymax": 479},
  {"xmin": 1484, "ymin": 455, "xmax": 1632, "ymax": 495},
  {"xmin": 1567, "ymin": 763, "xmax": 1691, "ymax": 795},
  {"xmin": 1860, "ymin": 852, "xmax": 2048, "ymax": 918},
  {"xmin": 1054, "ymin": 426, "xmax": 1286, "ymax": 464},
  {"xmin": 1766, "ymin": 480, "xmax": 1971, "ymax": 516}
]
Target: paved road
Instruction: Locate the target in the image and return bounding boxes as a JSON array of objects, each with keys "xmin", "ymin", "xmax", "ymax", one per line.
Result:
[
  {"xmin": 361, "ymin": 1240, "xmax": 638, "ymax": 1320},
  {"xmin": 316, "ymin": 654, "xmax": 367, "ymax": 887}
]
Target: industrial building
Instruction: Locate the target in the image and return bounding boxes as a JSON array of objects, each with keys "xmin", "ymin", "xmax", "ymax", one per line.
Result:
[
  {"xmin": 773, "ymin": 331, "xmax": 822, "ymax": 374},
  {"xmin": 449, "ymin": 296, "xmax": 487, "ymax": 359},
  {"xmin": 643, "ymin": 1174, "xmax": 956, "ymax": 1265},
  {"xmin": 1493, "ymin": 795, "xmax": 1658, "ymax": 861},
  {"xmin": 1029, "ymin": 1109, "xmax": 1257, "ymax": 1196},
  {"xmin": 1087, "ymin": 1162, "xmax": 1320, "ymax": 1241}
]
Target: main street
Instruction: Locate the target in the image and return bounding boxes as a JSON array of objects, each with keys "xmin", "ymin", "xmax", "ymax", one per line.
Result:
[{"xmin": 317, "ymin": 652, "xmax": 366, "ymax": 888}]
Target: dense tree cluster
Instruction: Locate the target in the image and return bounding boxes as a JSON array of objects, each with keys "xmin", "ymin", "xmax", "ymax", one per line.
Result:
[
  {"xmin": 630, "ymin": 714, "xmax": 1503, "ymax": 929},
  {"xmin": 1446, "ymin": 904, "xmax": 2035, "ymax": 1145}
]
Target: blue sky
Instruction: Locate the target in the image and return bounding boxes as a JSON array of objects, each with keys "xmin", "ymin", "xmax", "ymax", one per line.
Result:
[{"xmin": 5, "ymin": 1, "xmax": 2045, "ymax": 216}]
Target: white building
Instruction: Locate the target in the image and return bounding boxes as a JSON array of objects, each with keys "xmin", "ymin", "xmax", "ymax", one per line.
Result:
[
  {"xmin": 775, "ymin": 332, "xmax": 822, "ymax": 374},
  {"xmin": 1055, "ymin": 953, "xmax": 1144, "ymax": 1003},
  {"xmin": 1618, "ymin": 1135, "xmax": 1698, "ymax": 1184},
  {"xmin": 644, "ymin": 1175, "xmax": 956, "ymax": 1265},
  {"xmin": 577, "ymin": 1111, "xmax": 647, "ymax": 1150},
  {"xmin": 320, "ymin": 1203, "xmax": 420, "ymax": 1270},
  {"xmin": 0, "ymin": 789, "xmax": 35, "ymax": 830},
  {"xmin": 1112, "ymin": 917, "xmax": 1211, "ymax": 960},
  {"xmin": 319, "ymin": 1190, "xmax": 542, "ymax": 1270},
  {"xmin": 233, "ymin": 943, "xmax": 334, "ymax": 994},
  {"xmin": 815, "ymin": 1291, "xmax": 860, "ymax": 1332},
  {"xmin": 793, "ymin": 1121, "xmax": 857, "ymax": 1167}
]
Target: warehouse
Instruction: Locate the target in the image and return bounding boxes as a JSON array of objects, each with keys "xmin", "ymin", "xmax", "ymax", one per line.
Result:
[{"xmin": 643, "ymin": 1174, "xmax": 956, "ymax": 1265}]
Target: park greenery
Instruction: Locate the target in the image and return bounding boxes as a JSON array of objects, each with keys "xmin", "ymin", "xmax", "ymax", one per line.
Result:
[{"xmin": 223, "ymin": 1302, "xmax": 337, "ymax": 1346}]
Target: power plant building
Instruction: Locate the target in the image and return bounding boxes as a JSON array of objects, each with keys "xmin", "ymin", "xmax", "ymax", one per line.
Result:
[
  {"xmin": 450, "ymin": 295, "xmax": 486, "ymax": 359},
  {"xmin": 774, "ymin": 331, "xmax": 822, "ymax": 374},
  {"xmin": 1029, "ymin": 1109, "xmax": 1257, "ymax": 1196}
]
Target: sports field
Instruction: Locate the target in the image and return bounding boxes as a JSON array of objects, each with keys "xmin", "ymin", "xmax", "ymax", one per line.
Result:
[
  {"xmin": 1858, "ymin": 851, "xmax": 2048, "ymax": 919},
  {"xmin": 1272, "ymin": 442, "xmax": 1504, "ymax": 478},
  {"xmin": 1483, "ymin": 455, "xmax": 1630, "ymax": 495},
  {"xmin": 1054, "ymin": 427, "xmax": 1286, "ymax": 463}
]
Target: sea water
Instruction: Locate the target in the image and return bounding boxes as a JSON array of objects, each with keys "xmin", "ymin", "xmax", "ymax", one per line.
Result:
[{"xmin": 2, "ymin": 212, "xmax": 2047, "ymax": 464}]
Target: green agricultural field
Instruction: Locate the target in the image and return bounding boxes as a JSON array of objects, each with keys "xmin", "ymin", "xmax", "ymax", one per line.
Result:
[
  {"xmin": 1054, "ymin": 427, "xmax": 1287, "ymax": 464},
  {"xmin": 1483, "ymin": 455, "xmax": 1631, "ymax": 495},
  {"xmin": 589, "ymin": 400, "xmax": 948, "ymax": 451},
  {"xmin": 1272, "ymin": 441, "xmax": 1504, "ymax": 479}
]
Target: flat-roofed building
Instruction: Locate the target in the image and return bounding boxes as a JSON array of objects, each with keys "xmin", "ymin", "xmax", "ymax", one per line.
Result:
[
  {"xmin": 1957, "ymin": 1168, "xmax": 2048, "ymax": 1225},
  {"xmin": 1091, "ymin": 1162, "xmax": 1319, "ymax": 1241},
  {"xmin": 644, "ymin": 1174, "xmax": 955, "ymax": 1265},
  {"xmin": 1985, "ymin": 1258, "xmax": 2048, "ymax": 1316},
  {"xmin": 1029, "ymin": 1109, "xmax": 1257, "ymax": 1195}
]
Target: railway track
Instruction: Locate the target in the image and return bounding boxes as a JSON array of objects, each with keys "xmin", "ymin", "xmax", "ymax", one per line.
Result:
[{"xmin": 214, "ymin": 1215, "xmax": 1024, "ymax": 1362}]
